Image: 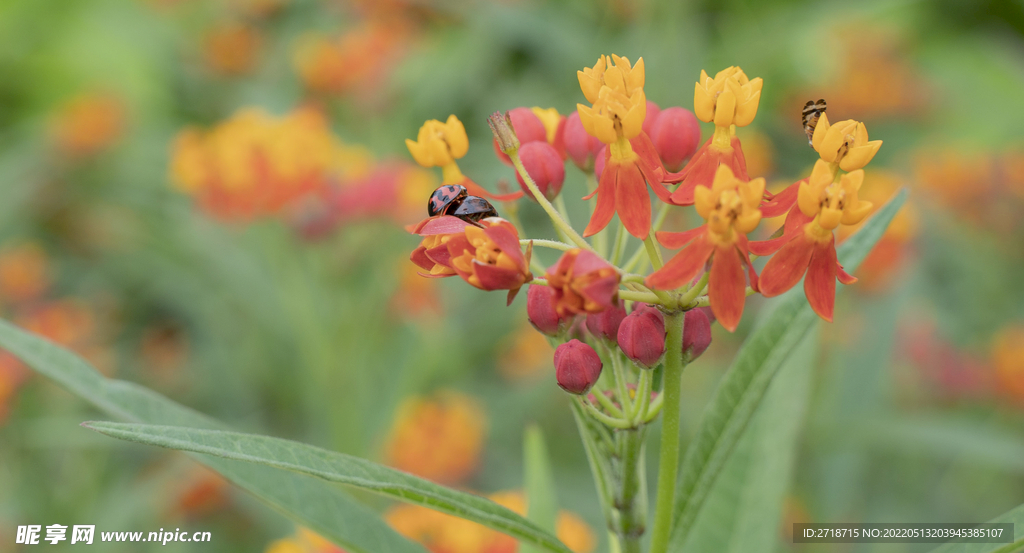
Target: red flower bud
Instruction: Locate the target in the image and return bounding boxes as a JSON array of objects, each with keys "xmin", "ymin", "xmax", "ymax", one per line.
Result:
[
  {"xmin": 682, "ymin": 308, "xmax": 712, "ymax": 361},
  {"xmin": 527, "ymin": 285, "xmax": 572, "ymax": 336},
  {"xmin": 493, "ymin": 107, "xmax": 547, "ymax": 165},
  {"xmin": 643, "ymin": 100, "xmax": 661, "ymax": 137},
  {"xmin": 617, "ymin": 304, "xmax": 666, "ymax": 369},
  {"xmin": 516, "ymin": 141, "xmax": 565, "ymax": 201},
  {"xmin": 650, "ymin": 107, "xmax": 701, "ymax": 172},
  {"xmin": 585, "ymin": 300, "xmax": 626, "ymax": 340},
  {"xmin": 554, "ymin": 339, "xmax": 603, "ymax": 395},
  {"xmin": 563, "ymin": 111, "xmax": 604, "ymax": 172}
]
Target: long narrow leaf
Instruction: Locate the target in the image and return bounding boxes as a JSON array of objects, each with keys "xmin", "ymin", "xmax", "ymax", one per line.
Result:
[
  {"xmin": 522, "ymin": 424, "xmax": 559, "ymax": 553},
  {"xmin": 82, "ymin": 421, "xmax": 573, "ymax": 553},
  {"xmin": 0, "ymin": 317, "xmax": 424, "ymax": 553},
  {"xmin": 929, "ymin": 502, "xmax": 1024, "ymax": 553},
  {"xmin": 669, "ymin": 190, "xmax": 908, "ymax": 548}
]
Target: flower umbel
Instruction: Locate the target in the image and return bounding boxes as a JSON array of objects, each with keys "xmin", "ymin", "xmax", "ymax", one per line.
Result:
[
  {"xmin": 755, "ymin": 160, "xmax": 874, "ymax": 321},
  {"xmin": 648, "ymin": 165, "xmax": 763, "ymax": 331}
]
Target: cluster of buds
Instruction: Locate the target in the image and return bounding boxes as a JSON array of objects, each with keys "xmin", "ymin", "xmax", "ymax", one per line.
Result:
[{"xmin": 402, "ymin": 53, "xmax": 891, "ymax": 552}]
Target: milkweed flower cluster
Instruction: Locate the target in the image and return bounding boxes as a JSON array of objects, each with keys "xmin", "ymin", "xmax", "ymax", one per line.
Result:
[{"xmin": 404, "ymin": 54, "xmax": 889, "ymax": 551}]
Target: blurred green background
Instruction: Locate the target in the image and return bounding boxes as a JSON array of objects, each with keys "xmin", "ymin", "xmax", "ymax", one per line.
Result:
[{"xmin": 1, "ymin": 0, "xmax": 1023, "ymax": 551}]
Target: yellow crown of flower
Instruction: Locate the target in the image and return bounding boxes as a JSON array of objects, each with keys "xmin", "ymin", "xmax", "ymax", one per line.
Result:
[
  {"xmin": 694, "ymin": 165, "xmax": 764, "ymax": 242},
  {"xmin": 576, "ymin": 55, "xmax": 647, "ymax": 144},
  {"xmin": 694, "ymin": 66, "xmax": 762, "ymax": 127},
  {"xmin": 799, "ymin": 159, "xmax": 874, "ymax": 231},
  {"xmin": 405, "ymin": 115, "xmax": 469, "ymax": 168},
  {"xmin": 811, "ymin": 114, "xmax": 882, "ymax": 171}
]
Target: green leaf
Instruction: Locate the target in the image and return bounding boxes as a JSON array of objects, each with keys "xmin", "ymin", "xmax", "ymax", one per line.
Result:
[
  {"xmin": 81, "ymin": 421, "xmax": 574, "ymax": 553},
  {"xmin": 522, "ymin": 424, "xmax": 559, "ymax": 553},
  {"xmin": 0, "ymin": 317, "xmax": 424, "ymax": 553},
  {"xmin": 929, "ymin": 502, "xmax": 1024, "ymax": 553},
  {"xmin": 681, "ymin": 331, "xmax": 815, "ymax": 552},
  {"xmin": 669, "ymin": 189, "xmax": 908, "ymax": 548}
]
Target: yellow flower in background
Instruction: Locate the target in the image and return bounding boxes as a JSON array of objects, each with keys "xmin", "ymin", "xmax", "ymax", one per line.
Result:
[
  {"xmin": 383, "ymin": 391, "xmax": 486, "ymax": 485},
  {"xmin": 406, "ymin": 115, "xmax": 469, "ymax": 169},
  {"xmin": 693, "ymin": 66, "xmax": 762, "ymax": 128},
  {"xmin": 386, "ymin": 490, "xmax": 595, "ymax": 553},
  {"xmin": 170, "ymin": 107, "xmax": 373, "ymax": 219},
  {"xmin": 811, "ymin": 114, "xmax": 882, "ymax": 171},
  {"xmin": 531, "ymin": 107, "xmax": 563, "ymax": 144},
  {"xmin": 992, "ymin": 325, "xmax": 1024, "ymax": 404}
]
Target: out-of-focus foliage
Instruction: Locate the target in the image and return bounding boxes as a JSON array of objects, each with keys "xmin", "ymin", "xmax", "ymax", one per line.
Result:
[{"xmin": 0, "ymin": 0, "xmax": 1022, "ymax": 551}]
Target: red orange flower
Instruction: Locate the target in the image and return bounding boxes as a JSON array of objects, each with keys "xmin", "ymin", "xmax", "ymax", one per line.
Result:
[
  {"xmin": 544, "ymin": 249, "xmax": 620, "ymax": 316},
  {"xmin": 412, "ymin": 217, "xmax": 532, "ymax": 304},
  {"xmin": 754, "ymin": 160, "xmax": 873, "ymax": 321},
  {"xmin": 665, "ymin": 67, "xmax": 761, "ymax": 205},
  {"xmin": 51, "ymin": 93, "xmax": 125, "ymax": 157},
  {"xmin": 647, "ymin": 165, "xmax": 763, "ymax": 331},
  {"xmin": 576, "ymin": 55, "xmax": 672, "ymax": 238}
]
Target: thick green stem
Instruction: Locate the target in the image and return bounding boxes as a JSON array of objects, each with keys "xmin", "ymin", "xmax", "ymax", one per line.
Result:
[
  {"xmin": 615, "ymin": 428, "xmax": 647, "ymax": 553},
  {"xmin": 649, "ymin": 310, "xmax": 686, "ymax": 553}
]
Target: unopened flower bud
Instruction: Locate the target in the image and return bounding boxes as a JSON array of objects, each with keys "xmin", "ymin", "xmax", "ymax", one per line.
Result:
[
  {"xmin": 554, "ymin": 339, "xmax": 603, "ymax": 395},
  {"xmin": 516, "ymin": 141, "xmax": 565, "ymax": 201},
  {"xmin": 527, "ymin": 285, "xmax": 572, "ymax": 336},
  {"xmin": 617, "ymin": 304, "xmax": 666, "ymax": 369},
  {"xmin": 585, "ymin": 300, "xmax": 626, "ymax": 340},
  {"xmin": 488, "ymin": 111, "xmax": 520, "ymax": 156},
  {"xmin": 650, "ymin": 107, "xmax": 701, "ymax": 172},
  {"xmin": 682, "ymin": 308, "xmax": 712, "ymax": 361},
  {"xmin": 643, "ymin": 100, "xmax": 661, "ymax": 137},
  {"xmin": 563, "ymin": 111, "xmax": 604, "ymax": 172},
  {"xmin": 493, "ymin": 107, "xmax": 547, "ymax": 164}
]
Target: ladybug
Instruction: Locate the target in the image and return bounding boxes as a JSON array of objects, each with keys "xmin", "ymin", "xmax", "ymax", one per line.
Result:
[
  {"xmin": 427, "ymin": 184, "xmax": 499, "ymax": 225},
  {"xmin": 427, "ymin": 184, "xmax": 468, "ymax": 217},
  {"xmin": 450, "ymin": 196, "xmax": 498, "ymax": 223}
]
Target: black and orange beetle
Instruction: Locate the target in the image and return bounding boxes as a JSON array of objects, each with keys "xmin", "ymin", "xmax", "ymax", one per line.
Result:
[{"xmin": 427, "ymin": 184, "xmax": 498, "ymax": 225}]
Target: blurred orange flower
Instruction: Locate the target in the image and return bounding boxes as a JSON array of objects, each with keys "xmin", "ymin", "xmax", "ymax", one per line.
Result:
[
  {"xmin": 992, "ymin": 325, "xmax": 1024, "ymax": 404},
  {"xmin": 386, "ymin": 490, "xmax": 595, "ymax": 553},
  {"xmin": 837, "ymin": 170, "xmax": 918, "ymax": 291},
  {"xmin": 293, "ymin": 21, "xmax": 411, "ymax": 97},
  {"xmin": 51, "ymin": 93, "xmax": 125, "ymax": 157},
  {"xmin": 170, "ymin": 466, "xmax": 230, "ymax": 518},
  {"xmin": 383, "ymin": 391, "xmax": 487, "ymax": 485},
  {"xmin": 203, "ymin": 23, "xmax": 262, "ymax": 75},
  {"xmin": 0, "ymin": 352, "xmax": 30, "ymax": 424},
  {"xmin": 169, "ymin": 107, "xmax": 373, "ymax": 220},
  {"xmin": 497, "ymin": 322, "xmax": 553, "ymax": 381},
  {"xmin": 0, "ymin": 242, "xmax": 51, "ymax": 305}
]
